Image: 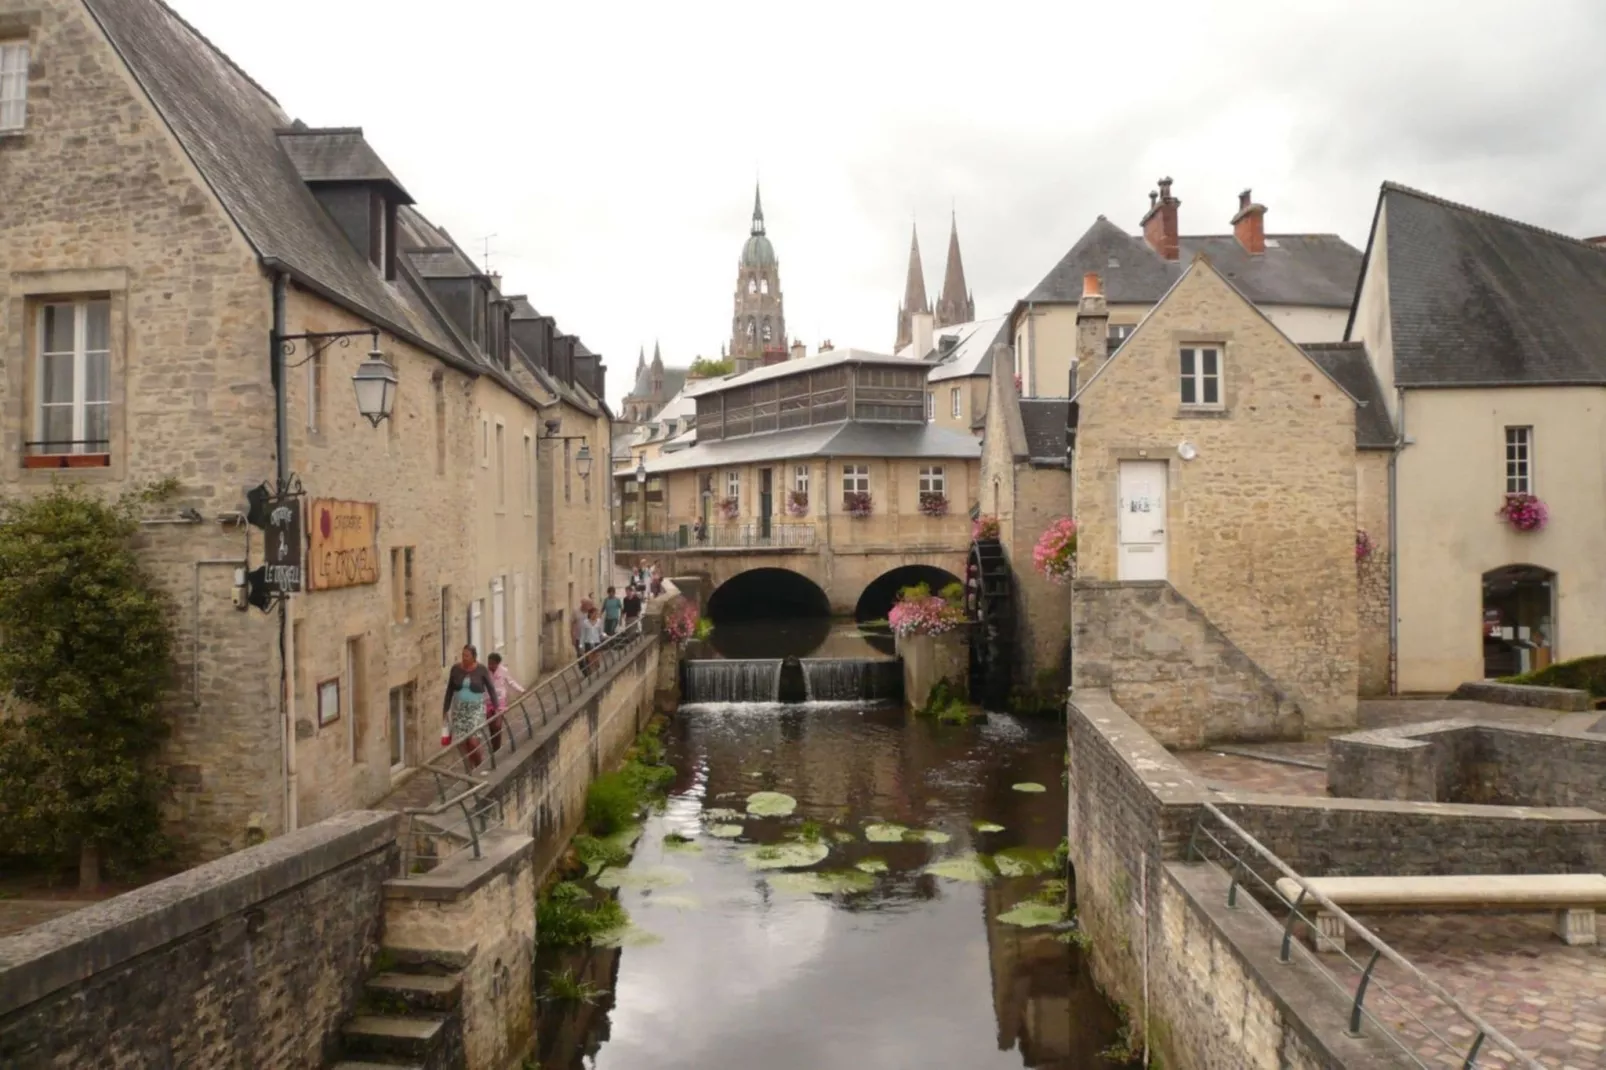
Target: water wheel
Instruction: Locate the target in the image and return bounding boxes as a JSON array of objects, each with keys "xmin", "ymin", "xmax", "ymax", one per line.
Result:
[{"xmin": 966, "ymin": 537, "xmax": 1014, "ymax": 709}]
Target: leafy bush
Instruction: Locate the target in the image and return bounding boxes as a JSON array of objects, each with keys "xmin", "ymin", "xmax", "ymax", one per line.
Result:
[
  {"xmin": 920, "ymin": 676, "xmax": 972, "ymax": 723},
  {"xmin": 573, "ymin": 833, "xmax": 630, "ymax": 873},
  {"xmin": 688, "ymin": 356, "xmax": 734, "ymax": 378},
  {"xmin": 585, "ymin": 773, "xmax": 640, "ymax": 836},
  {"xmin": 1501, "ymin": 655, "xmax": 1606, "ymax": 697},
  {"xmin": 537, "ymin": 882, "xmax": 627, "ymax": 948}
]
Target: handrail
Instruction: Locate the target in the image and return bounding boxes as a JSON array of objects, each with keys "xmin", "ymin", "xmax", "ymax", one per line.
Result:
[{"xmin": 1187, "ymin": 802, "xmax": 1539, "ymax": 1069}]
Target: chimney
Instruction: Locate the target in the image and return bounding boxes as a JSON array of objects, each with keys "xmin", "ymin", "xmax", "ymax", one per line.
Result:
[
  {"xmin": 1075, "ymin": 272, "xmax": 1110, "ymax": 386},
  {"xmin": 489, "ymin": 272, "xmax": 504, "ymax": 293},
  {"xmin": 790, "ymin": 339, "xmax": 806, "ymax": 361},
  {"xmin": 1141, "ymin": 177, "xmax": 1180, "ymax": 261},
  {"xmin": 911, "ymin": 311, "xmax": 935, "ymax": 361},
  {"xmin": 1232, "ymin": 189, "xmax": 1267, "ymax": 254},
  {"xmin": 820, "ymin": 339, "xmax": 834, "ymax": 352}
]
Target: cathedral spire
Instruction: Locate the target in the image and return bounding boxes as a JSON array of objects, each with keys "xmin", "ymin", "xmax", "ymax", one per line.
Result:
[
  {"xmin": 934, "ymin": 211, "xmax": 975, "ymax": 328},
  {"xmin": 895, "ymin": 221, "xmax": 931, "ymax": 351},
  {"xmin": 636, "ymin": 345, "xmax": 645, "ymax": 373},
  {"xmin": 751, "ymin": 183, "xmax": 766, "ymax": 236},
  {"xmin": 652, "ymin": 339, "xmax": 663, "ymax": 368}
]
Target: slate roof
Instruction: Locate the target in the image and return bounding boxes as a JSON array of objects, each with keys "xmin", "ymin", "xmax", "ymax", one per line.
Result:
[
  {"xmin": 1367, "ymin": 183, "xmax": 1606, "ymax": 388},
  {"xmin": 277, "ymin": 127, "xmax": 412, "ymax": 200},
  {"xmin": 643, "ymin": 420, "xmax": 980, "ymax": 474},
  {"xmin": 1024, "ymin": 216, "xmax": 1361, "ymax": 309},
  {"xmin": 1018, "ymin": 399, "xmax": 1071, "ymax": 465},
  {"xmin": 694, "ymin": 348, "xmax": 923, "ymax": 397},
  {"xmin": 1300, "ymin": 343, "xmax": 1395, "ymax": 449},
  {"xmin": 625, "ymin": 363, "xmax": 689, "ymax": 406},
  {"xmin": 913, "ymin": 316, "xmax": 1010, "ymax": 383}
]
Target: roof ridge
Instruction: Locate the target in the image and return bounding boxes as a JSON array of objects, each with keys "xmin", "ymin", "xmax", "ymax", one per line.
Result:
[
  {"xmin": 1299, "ymin": 340, "xmax": 1365, "ymax": 349},
  {"xmin": 145, "ymin": 0, "xmax": 282, "ymax": 110},
  {"xmin": 1382, "ymin": 181, "xmax": 1604, "ymax": 253},
  {"xmin": 276, "ymin": 126, "xmax": 364, "ymax": 137},
  {"xmin": 1180, "ymin": 232, "xmax": 1348, "ymax": 240}
]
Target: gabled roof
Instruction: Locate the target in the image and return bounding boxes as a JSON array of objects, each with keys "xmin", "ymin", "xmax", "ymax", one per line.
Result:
[
  {"xmin": 1024, "ymin": 216, "xmax": 1361, "ymax": 309},
  {"xmin": 1300, "ymin": 342, "xmax": 1395, "ymax": 449},
  {"xmin": 277, "ymin": 127, "xmax": 412, "ymax": 201},
  {"xmin": 1019, "ymin": 399, "xmax": 1071, "ymax": 466},
  {"xmin": 1363, "ymin": 183, "xmax": 1606, "ymax": 388},
  {"xmin": 919, "ymin": 316, "xmax": 1010, "ymax": 382}
]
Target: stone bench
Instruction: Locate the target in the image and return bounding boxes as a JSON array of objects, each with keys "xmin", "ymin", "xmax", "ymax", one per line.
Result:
[{"xmin": 1272, "ymin": 873, "xmax": 1606, "ymax": 954}]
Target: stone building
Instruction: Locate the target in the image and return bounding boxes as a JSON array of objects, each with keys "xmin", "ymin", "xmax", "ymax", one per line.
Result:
[
  {"xmin": 730, "ymin": 186, "xmax": 788, "ymax": 374},
  {"xmin": 0, "ymin": 0, "xmax": 611, "ymax": 858},
  {"xmin": 1347, "ymin": 182, "xmax": 1606, "ymax": 692},
  {"xmin": 1069, "ymin": 260, "xmax": 1363, "ymax": 742},
  {"xmin": 1010, "ymin": 180, "xmax": 1362, "ymax": 398}
]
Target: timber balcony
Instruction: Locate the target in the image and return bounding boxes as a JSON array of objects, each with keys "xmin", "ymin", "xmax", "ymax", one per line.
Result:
[{"xmin": 616, "ymin": 521, "xmax": 818, "ymax": 553}]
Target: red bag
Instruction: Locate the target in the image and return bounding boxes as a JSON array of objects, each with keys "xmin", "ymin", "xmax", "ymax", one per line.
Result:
[{"xmin": 440, "ymin": 721, "xmax": 452, "ymax": 747}]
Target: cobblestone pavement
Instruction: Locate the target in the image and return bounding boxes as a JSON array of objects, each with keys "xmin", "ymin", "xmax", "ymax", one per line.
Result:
[
  {"xmin": 1175, "ymin": 750, "xmax": 1330, "ymax": 796},
  {"xmin": 1349, "ymin": 913, "xmax": 1606, "ymax": 1069}
]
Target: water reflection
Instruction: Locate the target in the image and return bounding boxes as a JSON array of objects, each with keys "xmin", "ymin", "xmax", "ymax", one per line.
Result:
[
  {"xmin": 700, "ymin": 616, "xmax": 894, "ymax": 659},
  {"xmin": 534, "ymin": 703, "xmax": 1123, "ymax": 1070}
]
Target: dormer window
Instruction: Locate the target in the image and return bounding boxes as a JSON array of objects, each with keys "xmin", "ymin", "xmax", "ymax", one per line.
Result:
[
  {"xmin": 0, "ymin": 39, "xmax": 27, "ymax": 133},
  {"xmin": 368, "ymin": 192, "xmax": 396, "ymax": 280}
]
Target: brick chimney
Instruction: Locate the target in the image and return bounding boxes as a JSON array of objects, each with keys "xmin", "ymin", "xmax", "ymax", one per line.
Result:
[
  {"xmin": 1141, "ymin": 177, "xmax": 1180, "ymax": 261},
  {"xmin": 1075, "ymin": 272, "xmax": 1110, "ymax": 388},
  {"xmin": 790, "ymin": 340, "xmax": 806, "ymax": 361},
  {"xmin": 1232, "ymin": 189, "xmax": 1268, "ymax": 254}
]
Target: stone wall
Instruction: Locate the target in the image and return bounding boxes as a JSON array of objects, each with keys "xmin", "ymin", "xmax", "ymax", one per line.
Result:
[
  {"xmin": 1356, "ymin": 451, "xmax": 1392, "ymax": 696},
  {"xmin": 1072, "ymin": 580, "xmax": 1304, "ymax": 746},
  {"xmin": 0, "ymin": 811, "xmax": 398, "ymax": 1069},
  {"xmin": 898, "ymin": 629, "xmax": 968, "ymax": 710}
]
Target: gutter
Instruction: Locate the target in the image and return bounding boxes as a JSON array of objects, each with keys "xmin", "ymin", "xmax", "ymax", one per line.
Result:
[{"xmin": 1388, "ymin": 386, "xmax": 1404, "ymax": 696}]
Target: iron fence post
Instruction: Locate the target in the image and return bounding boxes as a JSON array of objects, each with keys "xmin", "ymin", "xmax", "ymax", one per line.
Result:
[
  {"xmin": 1461, "ymin": 1033, "xmax": 1485, "ymax": 1069},
  {"xmin": 1280, "ymin": 888, "xmax": 1307, "ymax": 963},
  {"xmin": 1347, "ymin": 949, "xmax": 1382, "ymax": 1036},
  {"xmin": 1227, "ymin": 853, "xmax": 1246, "ymax": 908},
  {"xmin": 458, "ymin": 797, "xmax": 482, "ymax": 860}
]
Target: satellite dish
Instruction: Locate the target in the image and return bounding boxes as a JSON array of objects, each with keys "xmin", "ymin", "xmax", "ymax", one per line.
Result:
[{"xmin": 1178, "ymin": 441, "xmax": 1198, "ymax": 461}]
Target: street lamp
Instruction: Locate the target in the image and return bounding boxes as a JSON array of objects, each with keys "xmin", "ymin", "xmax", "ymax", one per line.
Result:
[
  {"xmin": 636, "ymin": 460, "xmax": 648, "ymax": 536},
  {"xmin": 575, "ymin": 443, "xmax": 594, "ymax": 480},
  {"xmin": 351, "ymin": 343, "xmax": 398, "ymax": 428}
]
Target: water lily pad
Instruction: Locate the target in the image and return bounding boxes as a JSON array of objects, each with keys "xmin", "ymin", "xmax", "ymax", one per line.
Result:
[
  {"xmin": 864, "ymin": 823, "xmax": 909, "ymax": 842},
  {"xmin": 770, "ymin": 870, "xmax": 876, "ymax": 895},
  {"xmin": 592, "ymin": 923, "xmax": 664, "ymax": 947},
  {"xmin": 746, "ymin": 791, "xmax": 798, "ymax": 817},
  {"xmin": 998, "ymin": 901, "xmax": 1066, "ymax": 928},
  {"xmin": 1012, "ymin": 782, "xmax": 1047, "ymax": 793},
  {"xmin": 595, "ymin": 865, "xmax": 691, "ymax": 890},
  {"xmin": 973, "ymin": 821, "xmax": 1005, "ymax": 833},
  {"xmin": 830, "ymin": 830, "xmax": 858, "ymax": 845},
  {"xmin": 903, "ymin": 828, "xmax": 951, "ymax": 844},
  {"xmin": 855, "ymin": 858, "xmax": 889, "ymax": 874},
  {"xmin": 663, "ymin": 838, "xmax": 703, "ymax": 854},
  {"xmin": 924, "ymin": 853, "xmax": 994, "ymax": 883},
  {"xmin": 742, "ymin": 842, "xmax": 829, "ymax": 870},
  {"xmin": 707, "ymin": 824, "xmax": 744, "ymax": 839},
  {"xmin": 994, "ymin": 847, "xmax": 1056, "ymax": 877},
  {"xmin": 703, "ymin": 808, "xmax": 743, "ymax": 822},
  {"xmin": 644, "ymin": 894, "xmax": 700, "ymax": 911}
]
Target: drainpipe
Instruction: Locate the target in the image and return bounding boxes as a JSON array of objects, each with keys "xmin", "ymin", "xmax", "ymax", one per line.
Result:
[
  {"xmin": 272, "ymin": 272, "xmax": 298, "ymax": 832},
  {"xmin": 1025, "ymin": 301, "xmax": 1037, "ymax": 398},
  {"xmin": 1388, "ymin": 387, "xmax": 1404, "ymax": 696}
]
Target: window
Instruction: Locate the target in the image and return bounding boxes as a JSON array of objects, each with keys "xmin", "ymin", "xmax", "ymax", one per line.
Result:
[
  {"xmin": 748, "ymin": 278, "xmax": 757, "ymax": 294},
  {"xmin": 433, "ymin": 376, "xmax": 446, "ymax": 476},
  {"xmin": 35, "ymin": 299, "xmax": 110, "ymax": 457},
  {"xmin": 523, "ymin": 433, "xmax": 534, "ymax": 512},
  {"xmin": 1179, "ymin": 346, "xmax": 1222, "ymax": 407},
  {"xmin": 760, "ymin": 278, "xmax": 769, "ymax": 295},
  {"xmin": 440, "ymin": 586, "xmax": 453, "ymax": 666},
  {"xmin": 918, "ymin": 466, "xmax": 946, "ymax": 495},
  {"xmin": 387, "ymin": 682, "xmax": 413, "ymax": 771},
  {"xmin": 563, "ymin": 440, "xmax": 572, "ymax": 503},
  {"xmin": 0, "ymin": 40, "xmax": 27, "ymax": 133},
  {"xmin": 480, "ymin": 415, "xmax": 490, "ymax": 467},
  {"xmin": 495, "ymin": 422, "xmax": 506, "ymax": 506},
  {"xmin": 950, "ymin": 387, "xmax": 961, "ymax": 418},
  {"xmin": 491, "ymin": 577, "xmax": 506, "ymax": 651},
  {"xmin": 1505, "ymin": 426, "xmax": 1533, "ymax": 494},
  {"xmin": 842, "ymin": 464, "xmax": 869, "ymax": 495},
  {"xmin": 308, "ymin": 350, "xmax": 325, "ymax": 433},
  {"xmin": 390, "ymin": 546, "xmax": 414, "ymax": 623},
  {"xmin": 762, "ymin": 319, "xmax": 773, "ymax": 343},
  {"xmin": 317, "ymin": 677, "xmax": 341, "ymax": 727},
  {"xmin": 925, "ymin": 391, "xmax": 934, "ymax": 420},
  {"xmin": 793, "ymin": 465, "xmax": 809, "ymax": 494},
  {"xmin": 346, "ymin": 636, "xmax": 367, "ymax": 763},
  {"xmin": 514, "ymin": 572, "xmax": 526, "ymax": 644},
  {"xmin": 468, "ymin": 598, "xmax": 484, "ymax": 654},
  {"xmin": 725, "ymin": 470, "xmax": 740, "ymax": 505},
  {"xmin": 1109, "ymin": 324, "xmax": 1135, "ymax": 343}
]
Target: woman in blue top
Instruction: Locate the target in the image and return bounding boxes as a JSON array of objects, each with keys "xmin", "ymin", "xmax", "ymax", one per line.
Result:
[{"xmin": 443, "ymin": 645, "xmax": 498, "ymax": 773}]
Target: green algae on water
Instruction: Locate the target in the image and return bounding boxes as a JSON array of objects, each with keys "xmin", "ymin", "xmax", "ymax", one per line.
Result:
[
  {"xmin": 998, "ymin": 900, "xmax": 1066, "ymax": 928},
  {"xmin": 924, "ymin": 853, "xmax": 994, "ymax": 883},
  {"xmin": 854, "ymin": 858, "xmax": 889, "ymax": 874},
  {"xmin": 703, "ymin": 808, "xmax": 743, "ymax": 822},
  {"xmin": 644, "ymin": 894, "xmax": 701, "ymax": 911},
  {"xmin": 903, "ymin": 828, "xmax": 951, "ymax": 844},
  {"xmin": 595, "ymin": 864, "xmax": 691, "ymax": 890},
  {"xmin": 592, "ymin": 923, "xmax": 665, "ymax": 948},
  {"xmin": 707, "ymin": 824, "xmax": 744, "ymax": 839},
  {"xmin": 1012, "ymin": 782, "xmax": 1047, "ymax": 793},
  {"xmin": 742, "ymin": 842, "xmax": 829, "ymax": 870},
  {"xmin": 994, "ymin": 847, "xmax": 1057, "ymax": 877},
  {"xmin": 769, "ymin": 870, "xmax": 875, "ymax": 896},
  {"xmin": 864, "ymin": 823, "xmax": 908, "ymax": 842},
  {"xmin": 746, "ymin": 791, "xmax": 798, "ymax": 817},
  {"xmin": 830, "ymin": 830, "xmax": 858, "ymax": 845},
  {"xmin": 973, "ymin": 820, "xmax": 1005, "ymax": 833}
]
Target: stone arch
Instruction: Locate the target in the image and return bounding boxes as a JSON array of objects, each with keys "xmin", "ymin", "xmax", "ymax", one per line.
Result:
[
  {"xmin": 854, "ymin": 563, "xmax": 964, "ymax": 625},
  {"xmin": 705, "ymin": 567, "xmax": 832, "ymax": 658},
  {"xmin": 1481, "ymin": 563, "xmax": 1556, "ymax": 678},
  {"xmin": 761, "ymin": 277, "xmax": 770, "ymax": 294}
]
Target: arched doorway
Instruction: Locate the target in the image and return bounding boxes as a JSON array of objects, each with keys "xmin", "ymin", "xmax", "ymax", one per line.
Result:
[
  {"xmin": 705, "ymin": 567, "xmax": 831, "ymax": 658},
  {"xmin": 1481, "ymin": 564, "xmax": 1555, "ymax": 678}
]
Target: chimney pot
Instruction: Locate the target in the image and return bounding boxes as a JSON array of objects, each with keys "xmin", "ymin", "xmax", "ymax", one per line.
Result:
[
  {"xmin": 1149, "ymin": 190, "xmax": 1158, "ymax": 209},
  {"xmin": 1239, "ymin": 189, "xmax": 1252, "ymax": 211},
  {"xmin": 1141, "ymin": 178, "xmax": 1181, "ymax": 261},
  {"xmin": 1082, "ymin": 272, "xmax": 1103, "ymax": 298},
  {"xmin": 1232, "ymin": 188, "xmax": 1267, "ymax": 255}
]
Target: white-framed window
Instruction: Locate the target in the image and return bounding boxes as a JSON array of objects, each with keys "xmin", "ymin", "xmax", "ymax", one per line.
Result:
[
  {"xmin": 491, "ymin": 577, "xmax": 506, "ymax": 651},
  {"xmin": 918, "ymin": 466, "xmax": 945, "ymax": 495},
  {"xmin": 1109, "ymin": 324, "xmax": 1135, "ymax": 344},
  {"xmin": 390, "ymin": 546, "xmax": 414, "ymax": 623},
  {"xmin": 950, "ymin": 387, "xmax": 961, "ymax": 419},
  {"xmin": 523, "ymin": 432, "xmax": 534, "ymax": 512},
  {"xmin": 495, "ymin": 422, "xmax": 506, "ymax": 506},
  {"xmin": 36, "ymin": 298, "xmax": 111, "ymax": 456},
  {"xmin": 1505, "ymin": 426, "xmax": 1533, "ymax": 494},
  {"xmin": 726, "ymin": 469, "xmax": 740, "ymax": 501},
  {"xmin": 514, "ymin": 571, "xmax": 526, "ymax": 644},
  {"xmin": 480, "ymin": 415, "xmax": 490, "ymax": 467},
  {"xmin": 842, "ymin": 464, "xmax": 869, "ymax": 496},
  {"xmin": 468, "ymin": 598, "xmax": 484, "ymax": 654},
  {"xmin": 0, "ymin": 40, "xmax": 28, "ymax": 133},
  {"xmin": 793, "ymin": 465, "xmax": 809, "ymax": 494},
  {"xmin": 1179, "ymin": 346, "xmax": 1222, "ymax": 407},
  {"xmin": 387, "ymin": 682, "xmax": 413, "ymax": 772},
  {"xmin": 925, "ymin": 391, "xmax": 934, "ymax": 419}
]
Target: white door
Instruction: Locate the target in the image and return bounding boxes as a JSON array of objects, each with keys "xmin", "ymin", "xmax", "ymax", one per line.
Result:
[{"xmin": 1117, "ymin": 460, "xmax": 1168, "ymax": 581}]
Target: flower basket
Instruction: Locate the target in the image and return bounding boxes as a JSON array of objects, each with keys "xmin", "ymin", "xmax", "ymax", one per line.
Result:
[
  {"xmin": 888, "ymin": 582, "xmax": 967, "ymax": 637},
  {"xmin": 1497, "ymin": 493, "xmax": 1547, "ymax": 533},
  {"xmin": 1033, "ymin": 518, "xmax": 1078, "ymax": 584},
  {"xmin": 918, "ymin": 492, "xmax": 949, "ymax": 518},
  {"xmin": 973, "ymin": 514, "xmax": 1000, "ymax": 542},
  {"xmin": 786, "ymin": 489, "xmax": 809, "ymax": 517},
  {"xmin": 717, "ymin": 496, "xmax": 740, "ymax": 521},
  {"xmin": 843, "ymin": 491, "xmax": 873, "ymax": 519},
  {"xmin": 664, "ymin": 600, "xmax": 699, "ymax": 645},
  {"xmin": 1355, "ymin": 529, "xmax": 1375, "ymax": 561}
]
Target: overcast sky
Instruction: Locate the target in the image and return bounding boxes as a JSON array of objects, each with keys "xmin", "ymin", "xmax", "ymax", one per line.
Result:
[{"xmin": 171, "ymin": 0, "xmax": 1606, "ymax": 409}]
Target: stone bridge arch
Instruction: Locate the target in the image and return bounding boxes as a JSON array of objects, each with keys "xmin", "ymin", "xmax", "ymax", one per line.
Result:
[{"xmin": 854, "ymin": 563, "xmax": 965, "ymax": 625}]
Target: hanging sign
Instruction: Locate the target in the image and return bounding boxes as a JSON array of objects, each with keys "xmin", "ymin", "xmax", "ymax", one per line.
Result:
[{"xmin": 307, "ymin": 499, "xmax": 380, "ymax": 591}]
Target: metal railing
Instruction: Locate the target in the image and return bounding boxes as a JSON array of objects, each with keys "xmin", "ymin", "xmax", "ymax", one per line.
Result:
[
  {"xmin": 617, "ymin": 522, "xmax": 817, "ymax": 553},
  {"xmin": 398, "ymin": 616, "xmax": 654, "ymax": 875},
  {"xmin": 1185, "ymin": 803, "xmax": 1538, "ymax": 1069}
]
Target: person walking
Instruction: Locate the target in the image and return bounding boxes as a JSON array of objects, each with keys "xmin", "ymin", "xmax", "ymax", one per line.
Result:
[
  {"xmin": 622, "ymin": 585, "xmax": 643, "ymax": 628},
  {"xmin": 570, "ymin": 596, "xmax": 594, "ymax": 661},
  {"xmin": 485, "ymin": 652, "xmax": 523, "ymax": 751},
  {"xmin": 649, "ymin": 564, "xmax": 664, "ymax": 598},
  {"xmin": 602, "ymin": 586, "xmax": 623, "ymax": 637},
  {"xmin": 442, "ymin": 645, "xmax": 498, "ymax": 774},
  {"xmin": 579, "ymin": 606, "xmax": 604, "ymax": 674}
]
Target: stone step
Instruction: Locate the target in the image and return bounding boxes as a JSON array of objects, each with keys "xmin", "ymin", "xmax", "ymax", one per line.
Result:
[
  {"xmin": 340, "ymin": 1015, "xmax": 446, "ymax": 1061},
  {"xmin": 366, "ymin": 971, "xmax": 463, "ymax": 1014},
  {"xmin": 378, "ymin": 945, "xmax": 474, "ymax": 975}
]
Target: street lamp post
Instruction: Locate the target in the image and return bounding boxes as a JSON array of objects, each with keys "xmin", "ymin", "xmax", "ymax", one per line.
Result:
[{"xmin": 636, "ymin": 460, "xmax": 648, "ymax": 538}]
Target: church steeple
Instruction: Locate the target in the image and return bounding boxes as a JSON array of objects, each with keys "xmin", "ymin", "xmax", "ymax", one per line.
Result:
[
  {"xmin": 636, "ymin": 345, "xmax": 646, "ymax": 374},
  {"xmin": 652, "ymin": 340, "xmax": 663, "ymax": 368},
  {"xmin": 895, "ymin": 222, "xmax": 931, "ymax": 351},
  {"xmin": 751, "ymin": 183, "xmax": 766, "ymax": 236},
  {"xmin": 934, "ymin": 212, "xmax": 975, "ymax": 328},
  {"xmin": 731, "ymin": 184, "xmax": 786, "ymax": 374}
]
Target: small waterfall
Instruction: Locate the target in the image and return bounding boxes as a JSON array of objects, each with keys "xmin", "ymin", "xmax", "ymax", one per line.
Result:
[
  {"xmin": 683, "ymin": 659, "xmax": 782, "ymax": 703},
  {"xmin": 776, "ymin": 657, "xmax": 808, "ymax": 704},
  {"xmin": 800, "ymin": 659, "xmax": 903, "ymax": 703}
]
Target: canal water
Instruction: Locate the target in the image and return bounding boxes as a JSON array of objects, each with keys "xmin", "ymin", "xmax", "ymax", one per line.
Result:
[{"xmin": 533, "ymin": 699, "xmax": 1125, "ymax": 1069}]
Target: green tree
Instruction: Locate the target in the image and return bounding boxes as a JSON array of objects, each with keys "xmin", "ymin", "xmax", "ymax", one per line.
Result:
[
  {"xmin": 688, "ymin": 356, "xmax": 733, "ymax": 378},
  {"xmin": 0, "ymin": 482, "xmax": 177, "ymax": 889}
]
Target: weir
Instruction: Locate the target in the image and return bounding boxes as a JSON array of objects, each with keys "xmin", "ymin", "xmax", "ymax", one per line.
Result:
[{"xmin": 681, "ymin": 656, "xmax": 903, "ymax": 704}]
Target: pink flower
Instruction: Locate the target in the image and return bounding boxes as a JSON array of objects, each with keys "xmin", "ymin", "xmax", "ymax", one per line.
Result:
[
  {"xmin": 1497, "ymin": 493, "xmax": 1548, "ymax": 533},
  {"xmin": 1355, "ymin": 529, "xmax": 1375, "ymax": 561},
  {"xmin": 1033, "ymin": 518, "xmax": 1078, "ymax": 584},
  {"xmin": 888, "ymin": 584, "xmax": 967, "ymax": 637},
  {"xmin": 973, "ymin": 514, "xmax": 1000, "ymax": 541}
]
